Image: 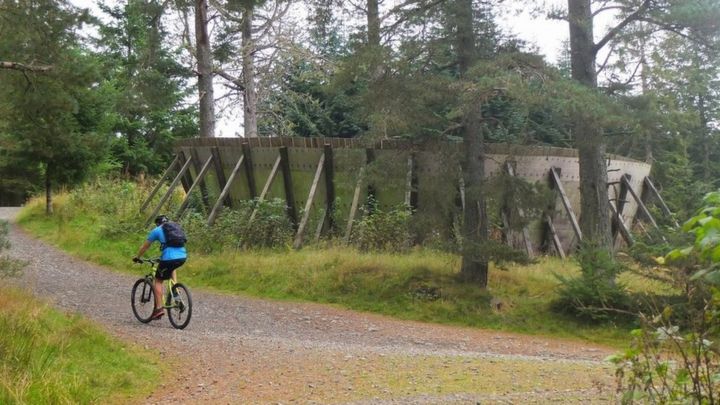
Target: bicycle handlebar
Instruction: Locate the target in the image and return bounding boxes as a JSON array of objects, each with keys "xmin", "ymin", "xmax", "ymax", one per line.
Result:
[{"xmin": 133, "ymin": 257, "xmax": 160, "ymax": 265}]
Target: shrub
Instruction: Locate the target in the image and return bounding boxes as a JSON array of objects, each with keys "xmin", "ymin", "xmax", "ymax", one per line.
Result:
[
  {"xmin": 552, "ymin": 243, "xmax": 631, "ymax": 322},
  {"xmin": 180, "ymin": 198, "xmax": 294, "ymax": 252},
  {"xmin": 611, "ymin": 190, "xmax": 720, "ymax": 402},
  {"xmin": 351, "ymin": 201, "xmax": 413, "ymax": 252}
]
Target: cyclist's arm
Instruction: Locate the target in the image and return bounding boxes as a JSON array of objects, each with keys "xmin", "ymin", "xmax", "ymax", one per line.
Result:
[{"xmin": 135, "ymin": 240, "xmax": 152, "ymax": 259}]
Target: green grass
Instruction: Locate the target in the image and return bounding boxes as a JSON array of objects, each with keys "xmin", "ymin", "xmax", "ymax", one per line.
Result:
[
  {"xmin": 17, "ymin": 190, "xmax": 663, "ymax": 347},
  {"xmin": 0, "ymin": 286, "xmax": 162, "ymax": 404}
]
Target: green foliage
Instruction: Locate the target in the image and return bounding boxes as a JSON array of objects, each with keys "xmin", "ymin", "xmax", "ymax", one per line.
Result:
[
  {"xmin": 181, "ymin": 198, "xmax": 294, "ymax": 253},
  {"xmin": 0, "ymin": 287, "xmax": 161, "ymax": 403},
  {"xmin": 553, "ymin": 244, "xmax": 631, "ymax": 322},
  {"xmin": 0, "ymin": 0, "xmax": 112, "ymax": 205},
  {"xmin": 97, "ymin": 0, "xmax": 197, "ymax": 175},
  {"xmin": 65, "ymin": 178, "xmax": 147, "ymax": 239},
  {"xmin": 350, "ymin": 201, "xmax": 413, "ymax": 252},
  {"xmin": 612, "ymin": 190, "xmax": 720, "ymax": 402}
]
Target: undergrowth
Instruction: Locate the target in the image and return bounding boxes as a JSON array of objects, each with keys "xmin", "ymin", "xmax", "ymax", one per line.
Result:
[{"xmin": 15, "ymin": 177, "xmax": 677, "ymax": 346}]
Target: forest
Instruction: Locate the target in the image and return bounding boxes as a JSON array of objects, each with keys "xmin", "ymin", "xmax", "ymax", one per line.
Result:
[{"xmin": 2, "ymin": 0, "xmax": 720, "ymax": 402}]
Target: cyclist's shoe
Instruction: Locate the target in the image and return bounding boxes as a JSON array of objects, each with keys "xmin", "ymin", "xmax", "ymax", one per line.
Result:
[{"xmin": 151, "ymin": 308, "xmax": 164, "ymax": 320}]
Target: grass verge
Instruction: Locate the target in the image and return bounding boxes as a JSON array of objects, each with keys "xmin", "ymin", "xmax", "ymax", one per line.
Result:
[{"xmin": 0, "ymin": 286, "xmax": 162, "ymax": 404}]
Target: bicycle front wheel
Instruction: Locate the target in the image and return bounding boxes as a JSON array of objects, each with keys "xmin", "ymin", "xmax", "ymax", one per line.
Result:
[
  {"xmin": 167, "ymin": 283, "xmax": 192, "ymax": 329},
  {"xmin": 131, "ymin": 278, "xmax": 155, "ymax": 323}
]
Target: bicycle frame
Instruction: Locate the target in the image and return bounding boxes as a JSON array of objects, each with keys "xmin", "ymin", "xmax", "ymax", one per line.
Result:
[{"xmin": 137, "ymin": 259, "xmax": 184, "ymax": 309}]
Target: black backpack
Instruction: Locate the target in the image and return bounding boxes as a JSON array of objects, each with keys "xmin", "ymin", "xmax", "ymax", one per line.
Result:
[{"xmin": 161, "ymin": 222, "xmax": 187, "ymax": 248}]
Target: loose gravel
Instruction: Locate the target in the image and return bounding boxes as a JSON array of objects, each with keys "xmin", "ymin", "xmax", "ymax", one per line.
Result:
[{"xmin": 0, "ymin": 207, "xmax": 618, "ymax": 404}]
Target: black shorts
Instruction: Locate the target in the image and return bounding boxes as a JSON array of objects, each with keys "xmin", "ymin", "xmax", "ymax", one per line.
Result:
[{"xmin": 155, "ymin": 259, "xmax": 186, "ymax": 280}]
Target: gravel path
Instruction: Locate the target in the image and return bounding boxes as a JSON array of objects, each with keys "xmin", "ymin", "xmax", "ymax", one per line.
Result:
[{"xmin": 0, "ymin": 207, "xmax": 617, "ymax": 404}]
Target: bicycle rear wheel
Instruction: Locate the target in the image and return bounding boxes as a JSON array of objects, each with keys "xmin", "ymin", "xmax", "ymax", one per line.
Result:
[
  {"xmin": 167, "ymin": 283, "xmax": 192, "ymax": 329},
  {"xmin": 131, "ymin": 278, "xmax": 155, "ymax": 323}
]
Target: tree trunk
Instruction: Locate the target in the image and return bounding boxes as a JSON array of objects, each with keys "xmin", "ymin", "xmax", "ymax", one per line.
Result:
[
  {"xmin": 698, "ymin": 94, "xmax": 711, "ymax": 181},
  {"xmin": 460, "ymin": 106, "xmax": 489, "ymax": 286},
  {"xmin": 453, "ymin": 0, "xmax": 489, "ymax": 286},
  {"xmin": 45, "ymin": 169, "xmax": 53, "ymax": 215},
  {"xmin": 367, "ymin": 0, "xmax": 380, "ymax": 47},
  {"xmin": 453, "ymin": 0, "xmax": 477, "ymax": 75},
  {"xmin": 195, "ymin": 0, "xmax": 215, "ymax": 138},
  {"xmin": 242, "ymin": 3, "xmax": 258, "ymax": 138},
  {"xmin": 568, "ymin": 0, "xmax": 612, "ymax": 249}
]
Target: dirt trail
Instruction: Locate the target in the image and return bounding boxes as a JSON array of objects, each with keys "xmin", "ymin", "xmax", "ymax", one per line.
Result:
[{"xmin": 0, "ymin": 207, "xmax": 617, "ymax": 404}]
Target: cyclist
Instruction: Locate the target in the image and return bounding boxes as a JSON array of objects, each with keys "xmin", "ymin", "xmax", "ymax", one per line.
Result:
[{"xmin": 133, "ymin": 215, "xmax": 187, "ymax": 320}]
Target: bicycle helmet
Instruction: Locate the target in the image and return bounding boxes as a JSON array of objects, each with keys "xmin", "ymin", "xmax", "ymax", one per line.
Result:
[{"xmin": 154, "ymin": 215, "xmax": 169, "ymax": 226}]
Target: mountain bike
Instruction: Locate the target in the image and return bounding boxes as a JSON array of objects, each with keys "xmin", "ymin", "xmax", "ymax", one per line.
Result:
[{"xmin": 131, "ymin": 258, "xmax": 193, "ymax": 329}]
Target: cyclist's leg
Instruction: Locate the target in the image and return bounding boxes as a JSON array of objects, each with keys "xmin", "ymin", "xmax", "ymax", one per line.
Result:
[
  {"xmin": 154, "ymin": 262, "xmax": 175, "ymax": 311},
  {"xmin": 153, "ymin": 277, "xmax": 164, "ymax": 309}
]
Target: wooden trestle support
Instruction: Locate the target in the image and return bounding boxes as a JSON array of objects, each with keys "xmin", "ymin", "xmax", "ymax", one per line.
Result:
[{"xmin": 140, "ymin": 139, "xmax": 675, "ymax": 254}]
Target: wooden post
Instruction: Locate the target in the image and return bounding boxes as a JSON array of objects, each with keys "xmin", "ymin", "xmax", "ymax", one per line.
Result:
[
  {"xmin": 549, "ymin": 167, "xmax": 583, "ymax": 243},
  {"xmin": 242, "ymin": 142, "xmax": 257, "ymax": 199},
  {"xmin": 190, "ymin": 149, "xmax": 211, "ymax": 209},
  {"xmin": 140, "ymin": 154, "xmax": 179, "ymax": 213},
  {"xmin": 279, "ymin": 146, "xmax": 298, "ymax": 229},
  {"xmin": 612, "ymin": 174, "xmax": 631, "ymax": 239},
  {"xmin": 458, "ymin": 172, "xmax": 466, "ymax": 212},
  {"xmin": 643, "ymin": 177, "xmax": 679, "ymax": 228},
  {"xmin": 178, "ymin": 151, "xmax": 193, "ymax": 194},
  {"xmin": 293, "ymin": 153, "xmax": 325, "ymax": 249},
  {"xmin": 344, "ymin": 166, "xmax": 365, "ymax": 243},
  {"xmin": 207, "ymin": 155, "xmax": 245, "ymax": 226},
  {"xmin": 404, "ymin": 155, "xmax": 413, "ymax": 207},
  {"xmin": 145, "ymin": 156, "xmax": 193, "ymax": 227},
  {"xmin": 210, "ymin": 147, "xmax": 230, "ymax": 208},
  {"xmin": 365, "ymin": 148, "xmax": 377, "ymax": 212},
  {"xmin": 176, "ymin": 155, "xmax": 214, "ymax": 219},
  {"xmin": 323, "ymin": 143, "xmax": 336, "ymax": 233}
]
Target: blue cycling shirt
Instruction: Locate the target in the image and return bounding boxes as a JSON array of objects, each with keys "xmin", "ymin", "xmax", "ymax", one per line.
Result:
[{"xmin": 148, "ymin": 226, "xmax": 187, "ymax": 261}]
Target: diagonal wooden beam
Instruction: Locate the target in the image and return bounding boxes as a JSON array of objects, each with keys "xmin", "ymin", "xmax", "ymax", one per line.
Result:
[
  {"xmin": 622, "ymin": 175, "xmax": 659, "ymax": 231},
  {"xmin": 175, "ymin": 155, "xmax": 214, "ymax": 219},
  {"xmin": 207, "ymin": 154, "xmax": 245, "ymax": 226},
  {"xmin": 643, "ymin": 177, "xmax": 679, "ymax": 228},
  {"xmin": 210, "ymin": 147, "xmax": 230, "ymax": 208},
  {"xmin": 344, "ymin": 166, "xmax": 366, "ymax": 243},
  {"xmin": 609, "ymin": 199, "xmax": 634, "ymax": 246},
  {"xmin": 145, "ymin": 156, "xmax": 193, "ymax": 227},
  {"xmin": 293, "ymin": 153, "xmax": 326, "ymax": 249},
  {"xmin": 140, "ymin": 154, "xmax": 179, "ymax": 213},
  {"xmin": 315, "ymin": 208, "xmax": 327, "ymax": 243},
  {"xmin": 259, "ymin": 154, "xmax": 281, "ymax": 201},
  {"xmin": 550, "ymin": 167, "xmax": 583, "ymax": 243},
  {"xmin": 545, "ymin": 214, "xmax": 566, "ymax": 259},
  {"xmin": 248, "ymin": 153, "xmax": 281, "ymax": 224},
  {"xmin": 504, "ymin": 162, "xmax": 534, "ymax": 257},
  {"xmin": 190, "ymin": 149, "xmax": 211, "ymax": 209}
]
